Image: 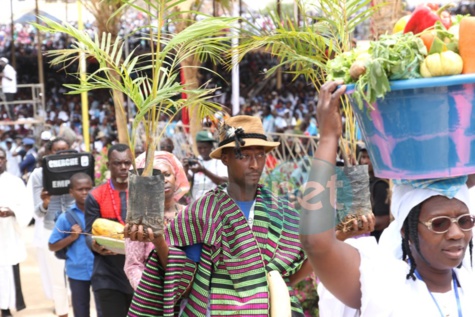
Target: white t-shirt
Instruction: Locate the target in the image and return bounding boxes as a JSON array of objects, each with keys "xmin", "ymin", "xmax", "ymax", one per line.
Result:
[
  {"xmin": 191, "ymin": 157, "xmax": 227, "ymax": 202},
  {"xmin": 1, "ymin": 64, "xmax": 17, "ymax": 93}
]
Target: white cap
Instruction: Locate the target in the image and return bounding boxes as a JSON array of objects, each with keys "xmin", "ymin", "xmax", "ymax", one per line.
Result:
[
  {"xmin": 41, "ymin": 130, "xmax": 52, "ymax": 141},
  {"xmin": 0, "ymin": 57, "xmax": 8, "ymax": 64}
]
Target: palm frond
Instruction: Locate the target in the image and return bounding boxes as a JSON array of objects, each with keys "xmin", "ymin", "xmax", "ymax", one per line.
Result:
[
  {"xmin": 36, "ymin": 0, "xmax": 239, "ymax": 175},
  {"xmin": 236, "ymin": 0, "xmax": 384, "ymax": 156},
  {"xmin": 236, "ymin": 0, "xmax": 381, "ymax": 85}
]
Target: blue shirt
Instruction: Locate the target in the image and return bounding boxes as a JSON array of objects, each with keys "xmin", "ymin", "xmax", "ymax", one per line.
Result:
[
  {"xmin": 183, "ymin": 200, "xmax": 254, "ymax": 262},
  {"xmin": 49, "ymin": 204, "xmax": 94, "ymax": 281},
  {"xmin": 19, "ymin": 152, "xmax": 36, "ymax": 173},
  {"xmin": 306, "ymin": 120, "xmax": 318, "ymax": 136}
]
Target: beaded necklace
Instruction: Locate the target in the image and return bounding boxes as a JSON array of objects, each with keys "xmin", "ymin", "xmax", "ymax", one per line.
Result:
[{"xmin": 107, "ymin": 179, "xmax": 127, "ymax": 225}]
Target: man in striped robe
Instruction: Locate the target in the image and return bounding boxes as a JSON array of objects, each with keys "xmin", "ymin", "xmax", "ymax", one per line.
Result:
[{"xmin": 126, "ymin": 116, "xmax": 312, "ymax": 316}]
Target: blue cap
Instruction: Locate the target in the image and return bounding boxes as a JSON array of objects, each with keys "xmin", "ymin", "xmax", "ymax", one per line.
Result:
[{"xmin": 22, "ymin": 138, "xmax": 35, "ymax": 145}]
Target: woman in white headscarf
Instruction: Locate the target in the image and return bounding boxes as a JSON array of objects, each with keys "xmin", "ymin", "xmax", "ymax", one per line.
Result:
[{"xmin": 302, "ymin": 81, "xmax": 475, "ymax": 316}]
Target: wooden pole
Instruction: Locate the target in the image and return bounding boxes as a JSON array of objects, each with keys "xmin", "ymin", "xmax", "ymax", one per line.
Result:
[
  {"xmin": 231, "ymin": 1, "xmax": 240, "ymax": 115},
  {"xmin": 10, "ymin": 0, "xmax": 15, "ymax": 68},
  {"xmin": 77, "ymin": 0, "xmax": 90, "ymax": 152},
  {"xmin": 35, "ymin": 0, "xmax": 44, "ymax": 119}
]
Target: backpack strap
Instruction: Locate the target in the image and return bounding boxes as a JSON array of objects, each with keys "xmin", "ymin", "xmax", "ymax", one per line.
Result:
[{"xmin": 64, "ymin": 209, "xmax": 84, "ymax": 231}]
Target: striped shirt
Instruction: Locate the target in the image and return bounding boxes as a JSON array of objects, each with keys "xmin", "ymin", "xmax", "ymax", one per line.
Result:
[{"xmin": 128, "ymin": 185, "xmax": 306, "ymax": 317}]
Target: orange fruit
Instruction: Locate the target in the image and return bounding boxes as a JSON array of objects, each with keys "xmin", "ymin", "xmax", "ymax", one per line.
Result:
[{"xmin": 420, "ymin": 31, "xmax": 436, "ymax": 52}]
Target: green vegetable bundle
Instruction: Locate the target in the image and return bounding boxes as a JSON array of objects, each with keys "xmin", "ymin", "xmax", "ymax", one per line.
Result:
[{"xmin": 327, "ymin": 32, "xmax": 427, "ymax": 110}]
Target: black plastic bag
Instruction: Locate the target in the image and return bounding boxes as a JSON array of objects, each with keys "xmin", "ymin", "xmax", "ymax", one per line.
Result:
[{"xmin": 335, "ymin": 165, "xmax": 372, "ymax": 232}]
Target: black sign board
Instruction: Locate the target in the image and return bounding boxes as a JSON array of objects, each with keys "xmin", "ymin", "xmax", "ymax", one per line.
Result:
[{"xmin": 42, "ymin": 152, "xmax": 95, "ymax": 195}]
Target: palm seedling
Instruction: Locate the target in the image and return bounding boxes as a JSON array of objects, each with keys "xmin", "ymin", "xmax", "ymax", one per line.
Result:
[{"xmin": 36, "ymin": 0, "xmax": 239, "ymax": 176}]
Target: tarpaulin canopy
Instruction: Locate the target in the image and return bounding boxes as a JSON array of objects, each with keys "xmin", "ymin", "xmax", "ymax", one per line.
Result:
[{"xmin": 14, "ymin": 10, "xmax": 61, "ymax": 24}]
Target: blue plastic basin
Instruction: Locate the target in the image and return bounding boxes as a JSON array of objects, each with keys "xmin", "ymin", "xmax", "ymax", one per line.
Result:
[{"xmin": 346, "ymin": 74, "xmax": 475, "ymax": 180}]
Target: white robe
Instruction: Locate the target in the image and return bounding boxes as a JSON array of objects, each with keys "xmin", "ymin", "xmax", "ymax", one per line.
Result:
[
  {"xmin": 26, "ymin": 167, "xmax": 70, "ymax": 314},
  {"xmin": 0, "ymin": 171, "xmax": 32, "ymax": 265},
  {"xmin": 0, "ymin": 171, "xmax": 32, "ymax": 309},
  {"xmin": 318, "ymin": 237, "xmax": 475, "ymax": 317}
]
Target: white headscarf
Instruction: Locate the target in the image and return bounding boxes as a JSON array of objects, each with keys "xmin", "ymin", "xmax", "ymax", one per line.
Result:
[{"xmin": 379, "ymin": 182, "xmax": 471, "ymax": 260}]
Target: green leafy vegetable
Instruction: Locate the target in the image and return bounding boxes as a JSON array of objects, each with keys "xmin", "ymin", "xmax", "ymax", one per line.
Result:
[
  {"xmin": 326, "ymin": 49, "xmax": 370, "ymax": 83},
  {"xmin": 326, "ymin": 32, "xmax": 427, "ymax": 110}
]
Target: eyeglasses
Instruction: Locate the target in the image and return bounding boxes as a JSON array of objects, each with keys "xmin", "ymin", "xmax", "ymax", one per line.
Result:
[
  {"xmin": 419, "ymin": 214, "xmax": 475, "ymax": 234},
  {"xmin": 238, "ymin": 152, "xmax": 267, "ymax": 162}
]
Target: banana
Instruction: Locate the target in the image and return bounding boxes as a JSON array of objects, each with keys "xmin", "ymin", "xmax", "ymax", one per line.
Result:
[{"xmin": 267, "ymin": 270, "xmax": 291, "ymax": 317}]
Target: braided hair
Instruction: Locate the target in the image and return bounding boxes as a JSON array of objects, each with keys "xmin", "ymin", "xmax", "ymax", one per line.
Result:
[
  {"xmin": 401, "ymin": 203, "xmax": 423, "ymax": 280},
  {"xmin": 469, "ymin": 239, "xmax": 473, "ymax": 268},
  {"xmin": 401, "ymin": 201, "xmax": 474, "ymax": 280}
]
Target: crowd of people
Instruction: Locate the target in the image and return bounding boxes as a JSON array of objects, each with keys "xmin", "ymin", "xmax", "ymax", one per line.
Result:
[
  {"xmin": 1, "ymin": 76, "xmax": 475, "ymax": 317},
  {"xmin": 1, "ymin": 4, "xmax": 475, "ymax": 317},
  {"xmin": 0, "ymin": 102, "xmax": 385, "ymax": 317}
]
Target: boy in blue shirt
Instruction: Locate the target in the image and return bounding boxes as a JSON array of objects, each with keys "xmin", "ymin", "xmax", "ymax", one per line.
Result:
[{"xmin": 49, "ymin": 173, "xmax": 101, "ymax": 317}]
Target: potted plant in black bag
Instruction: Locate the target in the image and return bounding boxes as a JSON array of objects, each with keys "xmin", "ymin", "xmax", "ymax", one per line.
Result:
[
  {"xmin": 36, "ymin": 0, "xmax": 240, "ymax": 236},
  {"xmin": 235, "ymin": 0, "xmax": 382, "ymax": 234}
]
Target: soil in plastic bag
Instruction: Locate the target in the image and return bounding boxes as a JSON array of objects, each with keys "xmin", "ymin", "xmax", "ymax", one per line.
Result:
[
  {"xmin": 335, "ymin": 165, "xmax": 372, "ymax": 233},
  {"xmin": 126, "ymin": 170, "xmax": 165, "ymax": 236}
]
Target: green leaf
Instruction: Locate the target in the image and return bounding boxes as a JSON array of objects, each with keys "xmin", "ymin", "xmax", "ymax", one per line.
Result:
[
  {"xmin": 429, "ymin": 36, "xmax": 446, "ymax": 54},
  {"xmin": 35, "ymin": 1, "xmax": 238, "ymax": 175}
]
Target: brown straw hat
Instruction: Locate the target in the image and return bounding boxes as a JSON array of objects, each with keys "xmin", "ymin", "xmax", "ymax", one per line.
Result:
[{"xmin": 209, "ymin": 115, "xmax": 280, "ymax": 159}]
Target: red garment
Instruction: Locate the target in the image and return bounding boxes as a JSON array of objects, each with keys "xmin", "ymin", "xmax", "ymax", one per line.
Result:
[
  {"xmin": 90, "ymin": 181, "xmax": 125, "ymax": 223},
  {"xmin": 85, "ymin": 181, "xmax": 133, "ymax": 294}
]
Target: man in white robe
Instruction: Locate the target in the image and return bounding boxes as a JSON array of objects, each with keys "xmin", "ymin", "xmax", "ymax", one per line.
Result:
[
  {"xmin": 3, "ymin": 138, "xmax": 20, "ymax": 178},
  {"xmin": 0, "ymin": 147, "xmax": 32, "ymax": 316}
]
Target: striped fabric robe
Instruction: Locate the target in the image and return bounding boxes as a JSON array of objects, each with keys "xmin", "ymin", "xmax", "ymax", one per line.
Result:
[{"xmin": 128, "ymin": 185, "xmax": 306, "ymax": 317}]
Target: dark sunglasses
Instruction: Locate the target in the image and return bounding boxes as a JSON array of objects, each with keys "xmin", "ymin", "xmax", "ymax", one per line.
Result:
[{"xmin": 419, "ymin": 214, "xmax": 475, "ymax": 234}]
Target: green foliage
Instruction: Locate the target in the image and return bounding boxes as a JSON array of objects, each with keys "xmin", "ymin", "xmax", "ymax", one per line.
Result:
[
  {"xmin": 326, "ymin": 50, "xmax": 361, "ymax": 83},
  {"xmin": 235, "ymin": 0, "xmax": 385, "ymax": 156},
  {"xmin": 35, "ymin": 0, "xmax": 239, "ymax": 175},
  {"xmin": 261, "ymin": 3, "xmax": 296, "ymax": 17},
  {"xmin": 349, "ymin": 33, "xmax": 427, "ymax": 110},
  {"xmin": 236, "ymin": 0, "xmax": 382, "ymax": 89}
]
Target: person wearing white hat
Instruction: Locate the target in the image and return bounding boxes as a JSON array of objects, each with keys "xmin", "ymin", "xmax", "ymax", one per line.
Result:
[
  {"xmin": 0, "ymin": 58, "xmax": 17, "ymax": 120},
  {"xmin": 36, "ymin": 131, "xmax": 54, "ymax": 161},
  {"xmin": 2, "ymin": 138, "xmax": 20, "ymax": 178},
  {"xmin": 41, "ymin": 130, "xmax": 52, "ymax": 142},
  {"xmin": 301, "ymin": 81, "xmax": 475, "ymax": 316}
]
